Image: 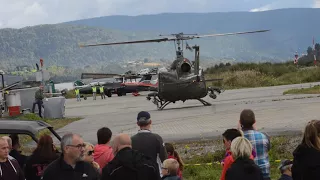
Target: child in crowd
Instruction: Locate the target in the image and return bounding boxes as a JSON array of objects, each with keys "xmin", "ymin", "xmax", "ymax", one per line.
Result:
[
  {"xmin": 161, "ymin": 159, "xmax": 181, "ymax": 180},
  {"xmin": 278, "ymin": 159, "xmax": 293, "ymax": 180},
  {"xmin": 165, "ymin": 143, "xmax": 183, "ymax": 179}
]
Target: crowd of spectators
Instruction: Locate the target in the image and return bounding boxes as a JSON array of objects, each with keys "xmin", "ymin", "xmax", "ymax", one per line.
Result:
[{"xmin": 0, "ymin": 109, "xmax": 319, "ymax": 180}]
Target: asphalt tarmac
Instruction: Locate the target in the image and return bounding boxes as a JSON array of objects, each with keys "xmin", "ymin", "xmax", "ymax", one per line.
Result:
[{"xmin": 57, "ymin": 82, "xmax": 320, "ymax": 143}]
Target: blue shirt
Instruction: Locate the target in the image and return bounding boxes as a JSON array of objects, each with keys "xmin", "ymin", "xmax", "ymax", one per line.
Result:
[{"xmin": 243, "ymin": 129, "xmax": 270, "ymax": 179}]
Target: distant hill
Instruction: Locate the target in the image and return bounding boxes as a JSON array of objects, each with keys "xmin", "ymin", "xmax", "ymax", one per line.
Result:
[
  {"xmin": 0, "ymin": 8, "xmax": 319, "ymax": 71},
  {"xmin": 0, "ymin": 24, "xmax": 175, "ymax": 71},
  {"xmin": 65, "ymin": 8, "xmax": 320, "ymax": 58}
]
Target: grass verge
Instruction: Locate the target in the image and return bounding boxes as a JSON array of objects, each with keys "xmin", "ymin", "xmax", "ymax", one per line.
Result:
[
  {"xmin": 283, "ymin": 85, "xmax": 320, "ymax": 95},
  {"xmin": 172, "ymin": 135, "xmax": 300, "ymax": 180}
]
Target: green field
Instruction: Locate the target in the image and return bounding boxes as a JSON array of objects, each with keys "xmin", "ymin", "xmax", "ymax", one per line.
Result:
[
  {"xmin": 205, "ymin": 62, "xmax": 320, "ymax": 89},
  {"xmin": 283, "ymin": 85, "xmax": 320, "ymax": 95}
]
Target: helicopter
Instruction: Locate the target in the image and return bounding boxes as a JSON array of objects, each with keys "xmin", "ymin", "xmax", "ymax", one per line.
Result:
[{"xmin": 79, "ymin": 29, "xmax": 270, "ymax": 110}]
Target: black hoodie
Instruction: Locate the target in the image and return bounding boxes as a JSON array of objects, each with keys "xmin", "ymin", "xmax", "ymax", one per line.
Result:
[
  {"xmin": 24, "ymin": 150, "xmax": 59, "ymax": 180},
  {"xmin": 101, "ymin": 147, "xmax": 160, "ymax": 180},
  {"xmin": 225, "ymin": 157, "xmax": 264, "ymax": 180},
  {"xmin": 291, "ymin": 144, "xmax": 320, "ymax": 180}
]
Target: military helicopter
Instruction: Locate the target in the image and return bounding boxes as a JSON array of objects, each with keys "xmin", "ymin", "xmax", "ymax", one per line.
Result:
[{"xmin": 79, "ymin": 29, "xmax": 270, "ymax": 110}]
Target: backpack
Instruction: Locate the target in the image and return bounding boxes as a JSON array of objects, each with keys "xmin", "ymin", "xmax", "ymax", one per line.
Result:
[{"xmin": 132, "ymin": 152, "xmax": 161, "ymax": 180}]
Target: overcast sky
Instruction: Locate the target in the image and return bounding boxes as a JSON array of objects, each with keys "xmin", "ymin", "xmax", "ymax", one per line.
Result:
[{"xmin": 1, "ymin": 0, "xmax": 319, "ymax": 29}]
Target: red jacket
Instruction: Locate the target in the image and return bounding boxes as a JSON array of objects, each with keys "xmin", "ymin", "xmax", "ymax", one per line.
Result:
[
  {"xmin": 168, "ymin": 155, "xmax": 183, "ymax": 179},
  {"xmin": 220, "ymin": 150, "xmax": 254, "ymax": 180},
  {"xmin": 93, "ymin": 144, "xmax": 114, "ymax": 172}
]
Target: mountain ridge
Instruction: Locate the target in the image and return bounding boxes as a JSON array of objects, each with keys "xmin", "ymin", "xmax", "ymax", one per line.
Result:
[{"xmin": 0, "ymin": 8, "xmax": 318, "ymax": 71}]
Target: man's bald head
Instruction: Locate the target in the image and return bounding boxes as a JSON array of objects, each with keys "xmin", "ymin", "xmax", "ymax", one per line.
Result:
[
  {"xmin": 2, "ymin": 136, "xmax": 12, "ymax": 149},
  {"xmin": 112, "ymin": 133, "xmax": 131, "ymax": 155}
]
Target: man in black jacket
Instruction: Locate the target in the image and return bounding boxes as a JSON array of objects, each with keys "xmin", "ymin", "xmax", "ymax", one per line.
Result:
[
  {"xmin": 0, "ymin": 137, "xmax": 25, "ymax": 180},
  {"xmin": 41, "ymin": 133, "xmax": 99, "ymax": 180},
  {"xmin": 9, "ymin": 134, "xmax": 27, "ymax": 169},
  {"xmin": 131, "ymin": 111, "xmax": 167, "ymax": 175},
  {"xmin": 101, "ymin": 133, "xmax": 160, "ymax": 180}
]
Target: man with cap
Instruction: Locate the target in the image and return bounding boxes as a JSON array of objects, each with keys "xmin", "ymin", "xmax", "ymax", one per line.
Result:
[
  {"xmin": 131, "ymin": 111, "xmax": 167, "ymax": 177},
  {"xmin": 278, "ymin": 159, "xmax": 293, "ymax": 180}
]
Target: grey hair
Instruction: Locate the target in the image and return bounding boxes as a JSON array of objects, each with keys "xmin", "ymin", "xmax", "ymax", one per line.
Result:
[
  {"xmin": 0, "ymin": 137, "xmax": 6, "ymax": 143},
  {"xmin": 60, "ymin": 133, "xmax": 75, "ymax": 153},
  {"xmin": 280, "ymin": 164, "xmax": 292, "ymax": 173},
  {"xmin": 2, "ymin": 136, "xmax": 12, "ymax": 148}
]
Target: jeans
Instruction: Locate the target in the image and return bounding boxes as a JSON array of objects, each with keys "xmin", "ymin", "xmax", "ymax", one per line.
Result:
[
  {"xmin": 93, "ymin": 92, "xmax": 96, "ymax": 100},
  {"xmin": 76, "ymin": 94, "xmax": 81, "ymax": 101},
  {"xmin": 32, "ymin": 99, "xmax": 43, "ymax": 118},
  {"xmin": 101, "ymin": 92, "xmax": 106, "ymax": 99}
]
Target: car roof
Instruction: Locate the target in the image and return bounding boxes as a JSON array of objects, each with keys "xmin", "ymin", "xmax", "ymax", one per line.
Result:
[{"xmin": 0, "ymin": 120, "xmax": 53, "ymax": 136}]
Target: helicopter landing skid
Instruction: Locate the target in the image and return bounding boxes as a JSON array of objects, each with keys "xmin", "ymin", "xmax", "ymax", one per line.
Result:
[
  {"xmin": 146, "ymin": 93, "xmax": 171, "ymax": 110},
  {"xmin": 197, "ymin": 98, "xmax": 212, "ymax": 106}
]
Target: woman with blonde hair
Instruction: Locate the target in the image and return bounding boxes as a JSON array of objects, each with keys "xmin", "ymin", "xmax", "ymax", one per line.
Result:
[
  {"xmin": 82, "ymin": 142, "xmax": 100, "ymax": 172},
  {"xmin": 225, "ymin": 137, "xmax": 264, "ymax": 180},
  {"xmin": 292, "ymin": 120, "xmax": 320, "ymax": 180}
]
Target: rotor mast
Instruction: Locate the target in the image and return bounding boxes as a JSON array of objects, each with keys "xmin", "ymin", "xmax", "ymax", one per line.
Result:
[
  {"xmin": 160, "ymin": 33, "xmax": 198, "ymax": 60},
  {"xmin": 175, "ymin": 34, "xmax": 183, "ymax": 60}
]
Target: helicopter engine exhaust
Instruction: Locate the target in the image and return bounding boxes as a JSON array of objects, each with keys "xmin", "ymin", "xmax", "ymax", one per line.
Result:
[{"xmin": 181, "ymin": 62, "xmax": 191, "ymax": 73}]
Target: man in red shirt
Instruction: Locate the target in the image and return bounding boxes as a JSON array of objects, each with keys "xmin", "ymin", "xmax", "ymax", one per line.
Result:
[{"xmin": 220, "ymin": 129, "xmax": 255, "ymax": 180}]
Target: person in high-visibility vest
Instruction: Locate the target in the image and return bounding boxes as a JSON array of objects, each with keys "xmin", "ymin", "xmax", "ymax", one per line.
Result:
[
  {"xmin": 100, "ymin": 85, "xmax": 106, "ymax": 99},
  {"xmin": 75, "ymin": 88, "xmax": 81, "ymax": 102},
  {"xmin": 92, "ymin": 85, "xmax": 97, "ymax": 100}
]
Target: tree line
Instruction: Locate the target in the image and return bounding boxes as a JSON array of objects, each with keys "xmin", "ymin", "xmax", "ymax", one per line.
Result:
[{"xmin": 297, "ymin": 43, "xmax": 320, "ymax": 66}]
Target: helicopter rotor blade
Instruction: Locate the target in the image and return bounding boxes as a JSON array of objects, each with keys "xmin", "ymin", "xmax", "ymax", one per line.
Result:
[
  {"xmin": 190, "ymin": 29, "xmax": 270, "ymax": 39},
  {"xmin": 78, "ymin": 29, "xmax": 270, "ymax": 47},
  {"xmin": 79, "ymin": 38, "xmax": 171, "ymax": 47}
]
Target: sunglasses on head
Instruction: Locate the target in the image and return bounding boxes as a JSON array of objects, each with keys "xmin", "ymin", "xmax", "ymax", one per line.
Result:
[{"xmin": 88, "ymin": 150, "xmax": 94, "ymax": 156}]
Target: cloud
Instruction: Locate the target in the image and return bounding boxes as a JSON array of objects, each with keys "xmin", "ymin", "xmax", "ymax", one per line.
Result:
[
  {"xmin": 250, "ymin": 5, "xmax": 271, "ymax": 12},
  {"xmin": 250, "ymin": 0, "xmax": 315, "ymax": 12},
  {"xmin": 315, "ymin": 0, "xmax": 320, "ymax": 7},
  {"xmin": 0, "ymin": 0, "xmax": 318, "ymax": 29}
]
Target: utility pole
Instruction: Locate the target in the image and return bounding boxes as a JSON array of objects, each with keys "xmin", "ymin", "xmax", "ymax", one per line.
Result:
[
  {"xmin": 40, "ymin": 59, "xmax": 44, "ymax": 86},
  {"xmin": 294, "ymin": 51, "xmax": 298, "ymax": 67}
]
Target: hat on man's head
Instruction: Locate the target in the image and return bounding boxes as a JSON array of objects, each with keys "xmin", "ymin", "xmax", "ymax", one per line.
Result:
[
  {"xmin": 137, "ymin": 111, "xmax": 151, "ymax": 124},
  {"xmin": 278, "ymin": 159, "xmax": 293, "ymax": 171}
]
